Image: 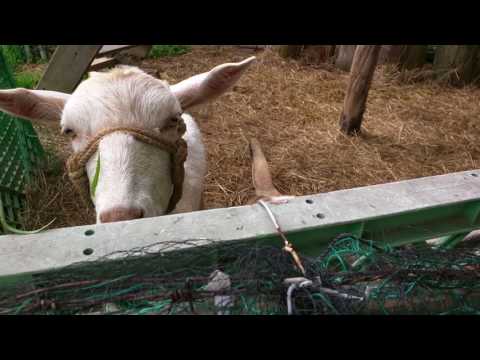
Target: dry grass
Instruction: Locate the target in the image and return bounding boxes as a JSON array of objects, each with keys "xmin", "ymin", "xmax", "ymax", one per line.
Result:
[
  {"xmin": 22, "ymin": 46, "xmax": 480, "ymax": 230},
  {"xmin": 22, "ymin": 125, "xmax": 95, "ymax": 230}
]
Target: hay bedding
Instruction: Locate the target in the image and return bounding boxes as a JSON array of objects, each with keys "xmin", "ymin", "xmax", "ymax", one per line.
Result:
[{"xmin": 22, "ymin": 46, "xmax": 480, "ymax": 230}]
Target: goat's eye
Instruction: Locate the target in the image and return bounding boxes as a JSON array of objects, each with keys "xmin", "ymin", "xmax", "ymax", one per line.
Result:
[{"xmin": 62, "ymin": 128, "xmax": 75, "ymax": 136}]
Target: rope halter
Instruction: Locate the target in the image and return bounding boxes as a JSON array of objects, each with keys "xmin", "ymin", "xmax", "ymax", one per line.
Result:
[{"xmin": 66, "ymin": 116, "xmax": 188, "ymax": 214}]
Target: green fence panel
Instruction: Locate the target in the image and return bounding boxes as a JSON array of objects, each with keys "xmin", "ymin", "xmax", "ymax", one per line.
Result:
[{"xmin": 0, "ymin": 46, "xmax": 46, "ymax": 233}]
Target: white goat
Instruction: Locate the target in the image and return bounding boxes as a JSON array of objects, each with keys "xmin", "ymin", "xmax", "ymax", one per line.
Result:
[{"xmin": 0, "ymin": 57, "xmax": 256, "ymax": 224}]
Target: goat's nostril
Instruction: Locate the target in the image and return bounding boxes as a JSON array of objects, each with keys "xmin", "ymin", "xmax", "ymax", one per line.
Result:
[{"xmin": 99, "ymin": 207, "xmax": 144, "ymax": 224}]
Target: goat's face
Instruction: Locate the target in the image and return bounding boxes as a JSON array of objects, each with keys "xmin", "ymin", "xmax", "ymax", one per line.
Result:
[
  {"xmin": 64, "ymin": 67, "xmax": 182, "ymax": 223},
  {"xmin": 0, "ymin": 57, "xmax": 256, "ymax": 223}
]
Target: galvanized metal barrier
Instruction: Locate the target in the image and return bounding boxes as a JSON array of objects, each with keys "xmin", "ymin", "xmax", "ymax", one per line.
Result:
[{"xmin": 1, "ymin": 169, "xmax": 480, "ymax": 287}]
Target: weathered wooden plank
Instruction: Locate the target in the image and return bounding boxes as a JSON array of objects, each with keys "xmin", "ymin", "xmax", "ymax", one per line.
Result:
[
  {"xmin": 1, "ymin": 169, "xmax": 480, "ymax": 284},
  {"xmin": 89, "ymin": 57, "xmax": 118, "ymax": 71},
  {"xmin": 98, "ymin": 45, "xmax": 136, "ymax": 56},
  {"xmin": 36, "ymin": 45, "xmax": 102, "ymax": 93},
  {"xmin": 89, "ymin": 46, "xmax": 152, "ymax": 71},
  {"xmin": 119, "ymin": 45, "xmax": 152, "ymax": 58}
]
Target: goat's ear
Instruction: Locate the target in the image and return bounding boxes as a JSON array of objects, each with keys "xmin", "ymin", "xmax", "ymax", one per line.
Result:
[
  {"xmin": 0, "ymin": 88, "xmax": 70, "ymax": 124},
  {"xmin": 171, "ymin": 56, "xmax": 256, "ymax": 110}
]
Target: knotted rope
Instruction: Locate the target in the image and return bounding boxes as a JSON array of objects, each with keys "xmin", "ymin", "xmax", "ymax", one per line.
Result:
[{"xmin": 66, "ymin": 117, "xmax": 188, "ymax": 214}]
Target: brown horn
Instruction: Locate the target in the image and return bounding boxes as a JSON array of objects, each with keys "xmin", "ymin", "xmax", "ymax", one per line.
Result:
[{"xmin": 249, "ymin": 138, "xmax": 282, "ymax": 201}]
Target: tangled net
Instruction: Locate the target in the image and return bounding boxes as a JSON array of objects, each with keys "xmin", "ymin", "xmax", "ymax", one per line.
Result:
[{"xmin": 1, "ymin": 234, "xmax": 480, "ymax": 315}]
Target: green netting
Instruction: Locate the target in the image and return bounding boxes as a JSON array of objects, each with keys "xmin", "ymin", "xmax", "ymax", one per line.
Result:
[
  {"xmin": 1, "ymin": 234, "xmax": 479, "ymax": 315},
  {"xmin": 0, "ymin": 46, "xmax": 45, "ymax": 233}
]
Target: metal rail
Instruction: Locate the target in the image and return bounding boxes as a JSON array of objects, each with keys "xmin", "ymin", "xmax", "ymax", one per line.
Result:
[{"xmin": 1, "ymin": 169, "xmax": 480, "ymax": 286}]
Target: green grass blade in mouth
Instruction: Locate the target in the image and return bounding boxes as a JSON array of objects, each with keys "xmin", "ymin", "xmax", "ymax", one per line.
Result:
[{"xmin": 90, "ymin": 154, "xmax": 101, "ymax": 201}]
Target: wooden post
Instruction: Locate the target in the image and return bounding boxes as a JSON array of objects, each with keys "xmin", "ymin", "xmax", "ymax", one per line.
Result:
[
  {"xmin": 398, "ymin": 45, "xmax": 428, "ymax": 70},
  {"xmin": 376, "ymin": 45, "xmax": 427, "ymax": 70},
  {"xmin": 276, "ymin": 45, "xmax": 303, "ymax": 59},
  {"xmin": 38, "ymin": 45, "xmax": 48, "ymax": 62},
  {"xmin": 378, "ymin": 45, "xmax": 402, "ymax": 64},
  {"xmin": 339, "ymin": 45, "xmax": 381, "ymax": 135},
  {"xmin": 335, "ymin": 45, "xmax": 357, "ymax": 71},
  {"xmin": 433, "ymin": 45, "xmax": 480, "ymax": 86},
  {"xmin": 378, "ymin": 45, "xmax": 394, "ymax": 64},
  {"xmin": 23, "ymin": 45, "xmax": 32, "ymax": 63},
  {"xmin": 302, "ymin": 45, "xmax": 336, "ymax": 64}
]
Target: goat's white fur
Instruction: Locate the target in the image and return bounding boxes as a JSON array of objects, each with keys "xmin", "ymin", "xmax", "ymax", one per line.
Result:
[{"xmin": 0, "ymin": 57, "xmax": 256, "ymax": 223}]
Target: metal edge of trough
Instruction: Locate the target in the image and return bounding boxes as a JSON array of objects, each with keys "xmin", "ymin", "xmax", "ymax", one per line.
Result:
[{"xmin": 1, "ymin": 169, "xmax": 480, "ymax": 283}]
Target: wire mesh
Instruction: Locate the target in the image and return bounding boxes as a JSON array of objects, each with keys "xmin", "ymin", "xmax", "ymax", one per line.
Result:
[{"xmin": 1, "ymin": 234, "xmax": 479, "ymax": 315}]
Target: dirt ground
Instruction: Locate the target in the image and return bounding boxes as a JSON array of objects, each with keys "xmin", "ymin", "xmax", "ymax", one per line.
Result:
[{"xmin": 24, "ymin": 46, "xmax": 480, "ymax": 230}]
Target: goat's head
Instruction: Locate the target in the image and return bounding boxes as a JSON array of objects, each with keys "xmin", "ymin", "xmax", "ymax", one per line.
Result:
[{"xmin": 0, "ymin": 57, "xmax": 256, "ymax": 223}]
